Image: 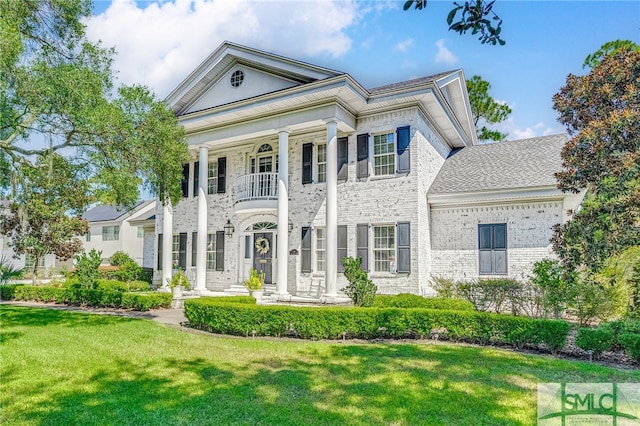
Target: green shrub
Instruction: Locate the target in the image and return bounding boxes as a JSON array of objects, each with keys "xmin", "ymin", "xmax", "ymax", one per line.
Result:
[
  {"xmin": 531, "ymin": 259, "xmax": 569, "ymax": 319},
  {"xmin": 619, "ymin": 333, "xmax": 640, "ymax": 363},
  {"xmin": 184, "ymin": 297, "xmax": 570, "ymax": 351},
  {"xmin": 110, "ymin": 251, "xmax": 134, "ymax": 267},
  {"xmin": 341, "ymin": 257, "xmax": 377, "ymax": 307},
  {"xmin": 575, "ymin": 327, "xmax": 614, "ymax": 357},
  {"xmin": 75, "ymin": 249, "xmax": 103, "ymax": 289},
  {"xmin": 430, "ymin": 276, "xmax": 458, "ymax": 299},
  {"xmin": 373, "ymin": 294, "xmax": 474, "ymax": 311}
]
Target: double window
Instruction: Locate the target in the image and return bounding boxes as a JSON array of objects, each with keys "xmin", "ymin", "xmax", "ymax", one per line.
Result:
[
  {"xmin": 159, "ymin": 231, "xmax": 224, "ymax": 271},
  {"xmin": 478, "ymin": 224, "xmax": 507, "ymax": 274},
  {"xmin": 102, "ymin": 225, "xmax": 120, "ymax": 241},
  {"xmin": 24, "ymin": 254, "xmax": 45, "ymax": 269}
]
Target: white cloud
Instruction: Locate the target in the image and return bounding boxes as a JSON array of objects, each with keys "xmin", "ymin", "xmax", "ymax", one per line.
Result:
[
  {"xmin": 512, "ymin": 128, "xmax": 537, "ymax": 139},
  {"xmin": 85, "ymin": 0, "xmax": 359, "ymax": 97},
  {"xmin": 394, "ymin": 38, "xmax": 414, "ymax": 52},
  {"xmin": 434, "ymin": 39, "xmax": 458, "ymax": 66}
]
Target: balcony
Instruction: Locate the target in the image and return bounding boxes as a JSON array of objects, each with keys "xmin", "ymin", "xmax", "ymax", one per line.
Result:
[{"xmin": 234, "ymin": 173, "xmax": 291, "ymax": 213}]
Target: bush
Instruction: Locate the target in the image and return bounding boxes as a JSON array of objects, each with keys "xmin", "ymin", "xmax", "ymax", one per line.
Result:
[
  {"xmin": 75, "ymin": 249, "xmax": 103, "ymax": 289},
  {"xmin": 184, "ymin": 297, "xmax": 570, "ymax": 351},
  {"xmin": 110, "ymin": 251, "xmax": 134, "ymax": 267},
  {"xmin": 341, "ymin": 257, "xmax": 377, "ymax": 307},
  {"xmin": 619, "ymin": 333, "xmax": 640, "ymax": 363},
  {"xmin": 568, "ymin": 273, "xmax": 628, "ymax": 326},
  {"xmin": 575, "ymin": 327, "xmax": 614, "ymax": 357},
  {"xmin": 531, "ymin": 259, "xmax": 569, "ymax": 319},
  {"xmin": 373, "ymin": 294, "xmax": 474, "ymax": 311}
]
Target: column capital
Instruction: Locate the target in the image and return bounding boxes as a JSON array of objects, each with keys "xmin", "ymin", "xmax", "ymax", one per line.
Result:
[
  {"xmin": 323, "ymin": 119, "xmax": 339, "ymax": 127},
  {"xmin": 276, "ymin": 127, "xmax": 292, "ymax": 135}
]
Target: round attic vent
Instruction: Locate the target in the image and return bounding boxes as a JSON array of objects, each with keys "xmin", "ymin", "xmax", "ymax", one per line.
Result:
[{"xmin": 230, "ymin": 70, "xmax": 244, "ymax": 87}]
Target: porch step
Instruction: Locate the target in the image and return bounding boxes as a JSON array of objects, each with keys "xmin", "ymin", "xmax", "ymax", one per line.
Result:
[{"xmin": 224, "ymin": 284, "xmax": 250, "ymax": 296}]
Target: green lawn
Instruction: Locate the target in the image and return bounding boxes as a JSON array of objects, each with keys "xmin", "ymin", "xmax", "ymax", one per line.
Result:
[{"xmin": 1, "ymin": 306, "xmax": 639, "ymax": 425}]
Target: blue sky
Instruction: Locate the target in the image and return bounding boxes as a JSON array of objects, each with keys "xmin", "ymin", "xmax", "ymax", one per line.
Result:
[{"xmin": 87, "ymin": 0, "xmax": 640, "ymax": 140}]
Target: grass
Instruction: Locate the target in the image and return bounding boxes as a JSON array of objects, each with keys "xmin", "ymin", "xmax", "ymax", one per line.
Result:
[{"xmin": 1, "ymin": 306, "xmax": 639, "ymax": 425}]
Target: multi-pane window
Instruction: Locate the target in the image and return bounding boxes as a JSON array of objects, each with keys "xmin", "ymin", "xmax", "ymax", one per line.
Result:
[
  {"xmin": 207, "ymin": 162, "xmax": 218, "ymax": 195},
  {"xmin": 317, "ymin": 144, "xmax": 327, "ymax": 183},
  {"xmin": 206, "ymin": 234, "xmax": 216, "ymax": 270},
  {"xmin": 374, "ymin": 225, "xmax": 395, "ymax": 272},
  {"xmin": 137, "ymin": 227, "xmax": 144, "ymax": 238},
  {"xmin": 102, "ymin": 225, "xmax": 120, "ymax": 241},
  {"xmin": 374, "ymin": 133, "xmax": 395, "ymax": 175},
  {"xmin": 24, "ymin": 254, "xmax": 44, "ymax": 269},
  {"xmin": 85, "ymin": 232, "xmax": 91, "ymax": 242},
  {"xmin": 479, "ymin": 224, "xmax": 507, "ymax": 274},
  {"xmin": 316, "ymin": 228, "xmax": 326, "ymax": 272},
  {"xmin": 172, "ymin": 234, "xmax": 180, "ymax": 269}
]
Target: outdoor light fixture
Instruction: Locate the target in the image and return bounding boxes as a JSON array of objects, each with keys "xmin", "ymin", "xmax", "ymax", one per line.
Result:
[
  {"xmin": 288, "ymin": 219, "xmax": 294, "ymax": 234},
  {"xmin": 224, "ymin": 219, "xmax": 235, "ymax": 237}
]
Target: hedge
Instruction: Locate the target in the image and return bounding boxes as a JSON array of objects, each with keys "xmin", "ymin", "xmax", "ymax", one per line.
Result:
[
  {"xmin": 184, "ymin": 297, "xmax": 570, "ymax": 352},
  {"xmin": 62, "ymin": 279, "xmax": 151, "ymax": 292},
  {"xmin": 0, "ymin": 284, "xmax": 171, "ymax": 311},
  {"xmin": 373, "ymin": 294, "xmax": 474, "ymax": 311}
]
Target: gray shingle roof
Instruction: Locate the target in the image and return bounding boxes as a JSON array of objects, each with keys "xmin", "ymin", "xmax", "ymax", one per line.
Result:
[
  {"xmin": 369, "ymin": 71, "xmax": 457, "ymax": 94},
  {"xmin": 82, "ymin": 201, "xmax": 145, "ymax": 222},
  {"xmin": 428, "ymin": 134, "xmax": 567, "ymax": 195}
]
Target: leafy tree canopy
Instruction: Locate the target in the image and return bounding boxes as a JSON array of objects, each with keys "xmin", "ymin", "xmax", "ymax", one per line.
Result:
[
  {"xmin": 404, "ymin": 0, "xmax": 505, "ymax": 45},
  {"xmin": 466, "ymin": 75, "xmax": 511, "ymax": 142},
  {"xmin": 552, "ymin": 47, "xmax": 640, "ymax": 271},
  {"xmin": 583, "ymin": 40, "xmax": 640, "ymax": 69}
]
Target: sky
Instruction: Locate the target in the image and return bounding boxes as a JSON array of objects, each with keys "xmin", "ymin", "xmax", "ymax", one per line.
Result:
[{"xmin": 86, "ymin": 0, "xmax": 640, "ymax": 141}]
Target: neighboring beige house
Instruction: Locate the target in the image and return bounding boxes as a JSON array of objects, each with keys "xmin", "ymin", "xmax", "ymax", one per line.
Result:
[
  {"xmin": 152, "ymin": 42, "xmax": 583, "ymax": 299},
  {"xmin": 82, "ymin": 200, "xmax": 155, "ymax": 266}
]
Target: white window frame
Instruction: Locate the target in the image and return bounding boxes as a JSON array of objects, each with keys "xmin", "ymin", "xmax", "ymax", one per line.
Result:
[
  {"xmin": 316, "ymin": 227, "xmax": 326, "ymax": 272},
  {"xmin": 172, "ymin": 234, "xmax": 180, "ymax": 269},
  {"xmin": 317, "ymin": 144, "xmax": 327, "ymax": 183},
  {"xmin": 207, "ymin": 161, "xmax": 218, "ymax": 195},
  {"xmin": 102, "ymin": 225, "xmax": 120, "ymax": 241},
  {"xmin": 373, "ymin": 224, "xmax": 396, "ymax": 272},
  {"xmin": 206, "ymin": 233, "xmax": 216, "ymax": 270},
  {"xmin": 24, "ymin": 254, "xmax": 45, "ymax": 269},
  {"xmin": 373, "ymin": 132, "xmax": 395, "ymax": 176}
]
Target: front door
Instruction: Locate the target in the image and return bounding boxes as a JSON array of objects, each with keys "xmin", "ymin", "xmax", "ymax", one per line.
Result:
[{"xmin": 253, "ymin": 232, "xmax": 273, "ymax": 284}]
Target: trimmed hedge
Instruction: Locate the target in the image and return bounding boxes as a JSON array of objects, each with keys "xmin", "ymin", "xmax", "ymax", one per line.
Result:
[
  {"xmin": 0, "ymin": 284, "xmax": 170, "ymax": 311},
  {"xmin": 184, "ymin": 297, "xmax": 570, "ymax": 352},
  {"xmin": 62, "ymin": 279, "xmax": 151, "ymax": 292},
  {"xmin": 373, "ymin": 294, "xmax": 474, "ymax": 311},
  {"xmin": 575, "ymin": 327, "xmax": 614, "ymax": 356}
]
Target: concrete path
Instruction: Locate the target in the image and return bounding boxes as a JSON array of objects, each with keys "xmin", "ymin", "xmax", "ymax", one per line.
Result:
[{"xmin": 1, "ymin": 301, "xmax": 187, "ymax": 326}]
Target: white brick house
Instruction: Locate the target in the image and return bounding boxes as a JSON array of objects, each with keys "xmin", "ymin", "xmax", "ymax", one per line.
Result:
[{"xmin": 154, "ymin": 42, "xmax": 582, "ymax": 299}]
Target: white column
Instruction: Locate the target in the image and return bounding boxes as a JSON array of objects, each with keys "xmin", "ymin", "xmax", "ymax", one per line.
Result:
[
  {"xmin": 196, "ymin": 146, "xmax": 208, "ymax": 292},
  {"xmin": 325, "ymin": 120, "xmax": 338, "ymax": 297},
  {"xmin": 161, "ymin": 201, "xmax": 173, "ymax": 289},
  {"xmin": 276, "ymin": 130, "xmax": 290, "ymax": 297}
]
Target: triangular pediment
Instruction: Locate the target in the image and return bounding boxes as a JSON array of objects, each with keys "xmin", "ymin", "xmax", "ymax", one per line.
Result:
[{"xmin": 166, "ymin": 42, "xmax": 342, "ymax": 116}]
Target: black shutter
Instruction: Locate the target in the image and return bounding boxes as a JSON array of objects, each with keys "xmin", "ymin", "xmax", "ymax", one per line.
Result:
[
  {"xmin": 478, "ymin": 224, "xmax": 507, "ymax": 274},
  {"xmin": 397, "ymin": 222, "xmax": 411, "ymax": 273},
  {"xmin": 396, "ymin": 126, "xmax": 411, "ymax": 172},
  {"xmin": 356, "ymin": 134, "xmax": 369, "ymax": 178},
  {"xmin": 302, "ymin": 143, "xmax": 313, "ymax": 184},
  {"xmin": 191, "ymin": 232, "xmax": 197, "ymax": 267},
  {"xmin": 337, "ymin": 225, "xmax": 347, "ymax": 272},
  {"xmin": 217, "ymin": 157, "xmax": 226, "ymax": 193},
  {"xmin": 157, "ymin": 233, "xmax": 163, "ymax": 270},
  {"xmin": 178, "ymin": 233, "xmax": 187, "ymax": 270},
  {"xmin": 215, "ymin": 231, "xmax": 224, "ymax": 271},
  {"xmin": 337, "ymin": 137, "xmax": 348, "ymax": 180},
  {"xmin": 181, "ymin": 164, "xmax": 189, "ymax": 197},
  {"xmin": 301, "ymin": 226, "xmax": 311, "ymax": 273},
  {"xmin": 193, "ymin": 162, "xmax": 199, "ymax": 197},
  {"xmin": 357, "ymin": 224, "xmax": 368, "ymax": 272}
]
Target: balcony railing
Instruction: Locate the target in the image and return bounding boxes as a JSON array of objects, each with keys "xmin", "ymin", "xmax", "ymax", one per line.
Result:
[{"xmin": 234, "ymin": 173, "xmax": 291, "ymax": 204}]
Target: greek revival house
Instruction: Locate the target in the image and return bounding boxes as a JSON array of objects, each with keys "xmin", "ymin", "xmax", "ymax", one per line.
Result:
[{"xmin": 154, "ymin": 42, "xmax": 583, "ymax": 299}]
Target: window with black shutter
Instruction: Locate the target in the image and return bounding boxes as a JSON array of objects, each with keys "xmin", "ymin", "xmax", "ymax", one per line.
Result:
[
  {"xmin": 302, "ymin": 143, "xmax": 313, "ymax": 184},
  {"xmin": 356, "ymin": 134, "xmax": 369, "ymax": 178},
  {"xmin": 337, "ymin": 225, "xmax": 347, "ymax": 272},
  {"xmin": 479, "ymin": 224, "xmax": 507, "ymax": 274},
  {"xmin": 217, "ymin": 158, "xmax": 226, "ymax": 193},
  {"xmin": 301, "ymin": 227, "xmax": 312, "ymax": 272},
  {"xmin": 357, "ymin": 224, "xmax": 369, "ymax": 271},
  {"xmin": 397, "ymin": 222, "xmax": 411, "ymax": 273},
  {"xmin": 337, "ymin": 137, "xmax": 348, "ymax": 180},
  {"xmin": 396, "ymin": 126, "xmax": 410, "ymax": 172}
]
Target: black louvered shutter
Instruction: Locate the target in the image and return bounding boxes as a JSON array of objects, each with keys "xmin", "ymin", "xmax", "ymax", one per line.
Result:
[
  {"xmin": 396, "ymin": 126, "xmax": 410, "ymax": 172},
  {"xmin": 337, "ymin": 225, "xmax": 347, "ymax": 272},
  {"xmin": 302, "ymin": 143, "xmax": 313, "ymax": 184},
  {"xmin": 356, "ymin": 134, "xmax": 369, "ymax": 178},
  {"xmin": 181, "ymin": 164, "xmax": 189, "ymax": 197},
  {"xmin": 178, "ymin": 233, "xmax": 187, "ymax": 270},
  {"xmin": 356, "ymin": 224, "xmax": 368, "ymax": 271},
  {"xmin": 397, "ymin": 222, "xmax": 410, "ymax": 273},
  {"xmin": 337, "ymin": 137, "xmax": 348, "ymax": 180},
  {"xmin": 301, "ymin": 227, "xmax": 312, "ymax": 272},
  {"xmin": 215, "ymin": 231, "xmax": 224, "ymax": 271},
  {"xmin": 191, "ymin": 232, "xmax": 197, "ymax": 267},
  {"xmin": 193, "ymin": 162, "xmax": 199, "ymax": 197},
  {"xmin": 157, "ymin": 234, "xmax": 163, "ymax": 270},
  {"xmin": 217, "ymin": 157, "xmax": 226, "ymax": 193}
]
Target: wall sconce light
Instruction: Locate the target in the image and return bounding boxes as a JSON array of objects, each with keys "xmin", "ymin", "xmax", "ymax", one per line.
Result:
[
  {"xmin": 288, "ymin": 219, "xmax": 294, "ymax": 234},
  {"xmin": 224, "ymin": 219, "xmax": 235, "ymax": 237}
]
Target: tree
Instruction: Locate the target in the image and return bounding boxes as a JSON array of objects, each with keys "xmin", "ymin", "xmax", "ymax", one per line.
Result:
[
  {"xmin": 1, "ymin": 0, "xmax": 189, "ymax": 265},
  {"xmin": 583, "ymin": 40, "xmax": 640, "ymax": 69},
  {"xmin": 551, "ymin": 47, "xmax": 640, "ymax": 271},
  {"xmin": 466, "ymin": 75, "xmax": 512, "ymax": 142},
  {"xmin": 0, "ymin": 154, "xmax": 90, "ymax": 283},
  {"xmin": 404, "ymin": 0, "xmax": 505, "ymax": 45}
]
